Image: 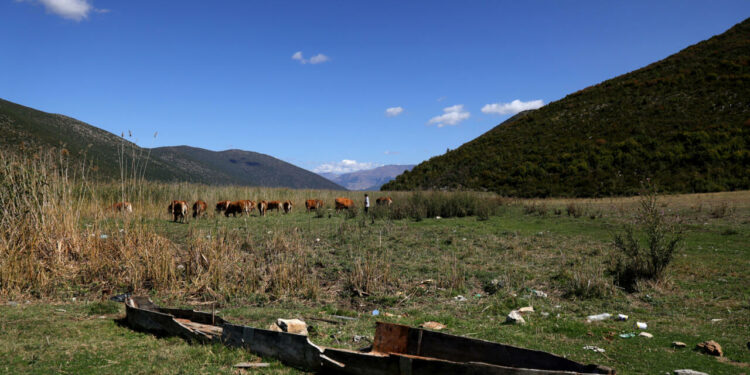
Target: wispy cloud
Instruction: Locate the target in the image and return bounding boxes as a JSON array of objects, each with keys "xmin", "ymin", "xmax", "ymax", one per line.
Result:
[
  {"xmin": 481, "ymin": 99, "xmax": 544, "ymax": 115},
  {"xmin": 21, "ymin": 0, "xmax": 99, "ymax": 21},
  {"xmin": 385, "ymin": 106, "xmax": 404, "ymax": 117},
  {"xmin": 384, "ymin": 150, "xmax": 399, "ymax": 155},
  {"xmin": 427, "ymin": 104, "xmax": 470, "ymax": 127},
  {"xmin": 314, "ymin": 159, "xmax": 380, "ymax": 174},
  {"xmin": 292, "ymin": 51, "xmax": 330, "ymax": 64}
]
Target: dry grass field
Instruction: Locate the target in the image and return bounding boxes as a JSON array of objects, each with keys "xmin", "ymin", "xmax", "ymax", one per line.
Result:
[{"xmin": 1, "ymin": 150, "xmax": 748, "ymax": 374}]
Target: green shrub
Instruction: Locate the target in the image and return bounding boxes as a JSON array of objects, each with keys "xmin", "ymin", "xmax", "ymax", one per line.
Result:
[{"xmin": 609, "ymin": 185, "xmax": 682, "ymax": 291}]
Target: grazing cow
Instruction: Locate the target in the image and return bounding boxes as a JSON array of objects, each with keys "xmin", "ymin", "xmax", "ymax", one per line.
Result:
[
  {"xmin": 257, "ymin": 200, "xmax": 267, "ymax": 216},
  {"xmin": 192, "ymin": 200, "xmax": 207, "ymax": 218},
  {"xmin": 216, "ymin": 200, "xmax": 231, "ymax": 214},
  {"xmin": 335, "ymin": 197, "xmax": 354, "ymax": 212},
  {"xmin": 376, "ymin": 196, "xmax": 393, "ymax": 206},
  {"xmin": 267, "ymin": 200, "xmax": 282, "ymax": 213},
  {"xmin": 168, "ymin": 200, "xmax": 188, "ymax": 223},
  {"xmin": 283, "ymin": 200, "xmax": 293, "ymax": 214},
  {"xmin": 225, "ymin": 200, "xmax": 255, "ymax": 217},
  {"xmin": 304, "ymin": 199, "xmax": 324, "ymax": 212},
  {"xmin": 112, "ymin": 201, "xmax": 133, "ymax": 213}
]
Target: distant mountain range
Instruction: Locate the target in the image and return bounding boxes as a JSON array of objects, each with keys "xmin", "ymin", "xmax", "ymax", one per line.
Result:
[
  {"xmin": 0, "ymin": 98, "xmax": 344, "ymax": 190},
  {"xmin": 319, "ymin": 164, "xmax": 416, "ymax": 191},
  {"xmin": 384, "ymin": 18, "xmax": 750, "ymax": 197}
]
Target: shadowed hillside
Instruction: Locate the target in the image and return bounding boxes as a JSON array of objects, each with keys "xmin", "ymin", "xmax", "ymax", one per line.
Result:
[
  {"xmin": 383, "ymin": 18, "xmax": 750, "ymax": 197},
  {"xmin": 0, "ymin": 99, "xmax": 344, "ymax": 190}
]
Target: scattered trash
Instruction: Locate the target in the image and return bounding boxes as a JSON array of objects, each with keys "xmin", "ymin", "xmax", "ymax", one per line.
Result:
[
  {"xmin": 710, "ymin": 318, "xmax": 723, "ymax": 323},
  {"xmin": 518, "ymin": 306, "xmax": 534, "ymax": 314},
  {"xmin": 635, "ymin": 321, "xmax": 648, "ymax": 330},
  {"xmin": 541, "ymin": 312, "xmax": 550, "ymax": 317},
  {"xmin": 483, "ymin": 278, "xmax": 503, "ymax": 295},
  {"xmin": 233, "ymin": 362, "xmax": 270, "ymax": 369},
  {"xmin": 696, "ymin": 340, "xmax": 723, "ymax": 357},
  {"xmin": 435, "ymin": 216, "xmax": 442, "ymax": 219},
  {"xmin": 72, "ymin": 297, "xmax": 76, "ymax": 302},
  {"xmin": 316, "ymin": 238, "xmax": 320, "ymax": 242},
  {"xmin": 372, "ymin": 309, "xmax": 380, "ymax": 316},
  {"xmin": 587, "ymin": 313, "xmax": 611, "ymax": 322},
  {"xmin": 55, "ymin": 308, "xmax": 66, "ymax": 313},
  {"xmin": 616, "ymin": 314, "xmax": 629, "ymax": 321},
  {"xmin": 7, "ymin": 301, "xmax": 18, "ymax": 307},
  {"xmin": 267, "ymin": 231, "xmax": 272, "ymax": 234},
  {"xmin": 474, "ymin": 293, "xmax": 482, "ymax": 298},
  {"xmin": 383, "ymin": 312, "xmax": 402, "ymax": 318},
  {"xmin": 109, "ymin": 293, "xmax": 131, "ymax": 303},
  {"xmin": 453, "ymin": 295, "xmax": 467, "ymax": 302},
  {"xmin": 672, "ymin": 341, "xmax": 687, "ymax": 348},
  {"xmin": 506, "ymin": 310, "xmax": 526, "ymax": 325},
  {"xmin": 583, "ymin": 345, "xmax": 605, "ymax": 353},
  {"xmin": 619, "ymin": 333, "xmax": 636, "ymax": 339},
  {"xmin": 420, "ymin": 321, "xmax": 446, "ymax": 330},
  {"xmin": 99, "ymin": 234, "xmax": 108, "ymax": 239},
  {"xmin": 462, "ymin": 238, "xmax": 467, "ymax": 241},
  {"xmin": 638, "ymin": 332, "xmax": 653, "ymax": 338},
  {"xmin": 268, "ymin": 319, "xmax": 308, "ymax": 336},
  {"xmin": 673, "ymin": 370, "xmax": 709, "ymax": 375},
  {"xmin": 532, "ymin": 290, "xmax": 548, "ymax": 298},
  {"xmin": 177, "ymin": 264, "xmax": 185, "ymax": 272}
]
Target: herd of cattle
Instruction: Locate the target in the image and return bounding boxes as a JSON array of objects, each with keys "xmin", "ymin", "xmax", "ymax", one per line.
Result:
[{"xmin": 111, "ymin": 196, "xmax": 394, "ymax": 223}]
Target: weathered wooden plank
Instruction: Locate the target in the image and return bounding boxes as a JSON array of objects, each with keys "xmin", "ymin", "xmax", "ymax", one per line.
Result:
[{"xmin": 221, "ymin": 323, "xmax": 323, "ymax": 372}]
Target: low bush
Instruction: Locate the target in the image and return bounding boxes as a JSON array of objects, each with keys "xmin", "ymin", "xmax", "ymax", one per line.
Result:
[{"xmin": 609, "ymin": 185, "xmax": 682, "ymax": 292}]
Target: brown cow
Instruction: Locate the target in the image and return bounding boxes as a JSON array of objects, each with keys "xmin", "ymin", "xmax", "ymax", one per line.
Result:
[
  {"xmin": 305, "ymin": 199, "xmax": 324, "ymax": 212},
  {"xmin": 225, "ymin": 200, "xmax": 255, "ymax": 217},
  {"xmin": 267, "ymin": 200, "xmax": 282, "ymax": 213},
  {"xmin": 283, "ymin": 200, "xmax": 293, "ymax": 214},
  {"xmin": 112, "ymin": 201, "xmax": 133, "ymax": 213},
  {"xmin": 168, "ymin": 200, "xmax": 188, "ymax": 223},
  {"xmin": 335, "ymin": 197, "xmax": 354, "ymax": 212},
  {"xmin": 216, "ymin": 200, "xmax": 231, "ymax": 214},
  {"xmin": 257, "ymin": 200, "xmax": 267, "ymax": 216},
  {"xmin": 192, "ymin": 200, "xmax": 207, "ymax": 218},
  {"xmin": 376, "ymin": 196, "xmax": 393, "ymax": 206}
]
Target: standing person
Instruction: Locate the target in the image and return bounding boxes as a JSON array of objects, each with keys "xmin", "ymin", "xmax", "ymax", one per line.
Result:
[{"xmin": 364, "ymin": 194, "xmax": 370, "ymax": 214}]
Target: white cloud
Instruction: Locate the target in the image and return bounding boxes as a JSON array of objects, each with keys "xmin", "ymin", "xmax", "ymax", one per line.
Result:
[
  {"xmin": 385, "ymin": 106, "xmax": 404, "ymax": 117},
  {"xmin": 427, "ymin": 104, "xmax": 470, "ymax": 127},
  {"xmin": 481, "ymin": 99, "xmax": 544, "ymax": 115},
  {"xmin": 308, "ymin": 53, "xmax": 330, "ymax": 64},
  {"xmin": 384, "ymin": 150, "xmax": 399, "ymax": 155},
  {"xmin": 25, "ymin": 0, "xmax": 94, "ymax": 21},
  {"xmin": 314, "ymin": 159, "xmax": 381, "ymax": 174},
  {"xmin": 292, "ymin": 51, "xmax": 330, "ymax": 64}
]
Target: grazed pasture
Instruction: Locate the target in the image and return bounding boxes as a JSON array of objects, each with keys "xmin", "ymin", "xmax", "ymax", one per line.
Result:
[{"xmin": 0, "ymin": 151, "xmax": 748, "ymax": 374}]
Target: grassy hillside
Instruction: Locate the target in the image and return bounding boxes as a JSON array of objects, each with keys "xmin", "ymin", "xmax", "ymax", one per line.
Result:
[
  {"xmin": 383, "ymin": 18, "xmax": 750, "ymax": 197},
  {"xmin": 0, "ymin": 99, "xmax": 344, "ymax": 190}
]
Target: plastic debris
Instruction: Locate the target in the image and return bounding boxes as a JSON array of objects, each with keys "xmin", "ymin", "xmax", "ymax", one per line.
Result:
[
  {"xmin": 100, "ymin": 234, "xmax": 108, "ymax": 239},
  {"xmin": 583, "ymin": 345, "xmax": 605, "ymax": 353},
  {"xmin": 635, "ymin": 321, "xmax": 648, "ymax": 330},
  {"xmin": 673, "ymin": 370, "xmax": 709, "ymax": 375},
  {"xmin": 109, "ymin": 292, "xmax": 131, "ymax": 303},
  {"xmin": 672, "ymin": 341, "xmax": 687, "ymax": 348},
  {"xmin": 372, "ymin": 309, "xmax": 380, "ymax": 316},
  {"xmin": 518, "ymin": 306, "xmax": 534, "ymax": 313},
  {"xmin": 587, "ymin": 313, "xmax": 611, "ymax": 322},
  {"xmin": 453, "ymin": 295, "xmax": 467, "ymax": 302},
  {"xmin": 639, "ymin": 332, "xmax": 653, "ymax": 338},
  {"xmin": 616, "ymin": 314, "xmax": 629, "ymax": 321},
  {"xmin": 619, "ymin": 333, "xmax": 636, "ymax": 339},
  {"xmin": 234, "ymin": 362, "xmax": 269, "ymax": 369},
  {"xmin": 532, "ymin": 290, "xmax": 548, "ymax": 298},
  {"xmin": 506, "ymin": 310, "xmax": 526, "ymax": 325}
]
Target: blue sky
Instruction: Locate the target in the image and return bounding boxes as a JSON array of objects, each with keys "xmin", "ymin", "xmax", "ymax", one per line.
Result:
[{"xmin": 2, "ymin": 1, "xmax": 749, "ymax": 173}]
